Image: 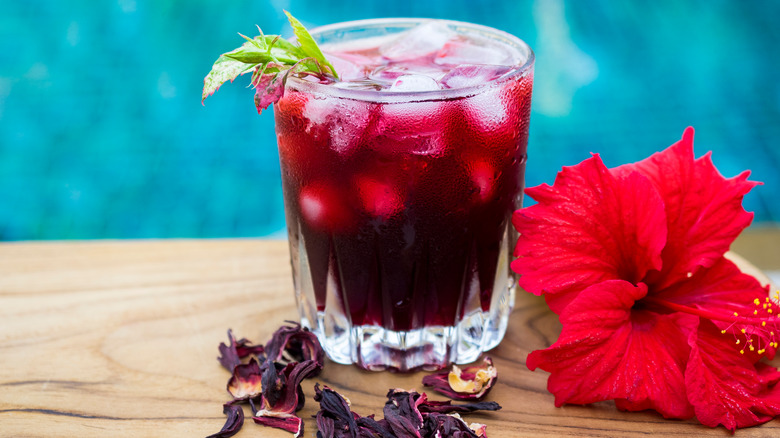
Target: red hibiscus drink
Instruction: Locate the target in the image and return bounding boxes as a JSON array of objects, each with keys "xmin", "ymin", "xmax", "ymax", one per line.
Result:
[{"xmin": 275, "ymin": 19, "xmax": 534, "ymax": 371}]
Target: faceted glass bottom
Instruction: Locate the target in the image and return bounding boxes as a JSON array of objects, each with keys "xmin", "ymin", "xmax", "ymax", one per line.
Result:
[
  {"xmin": 301, "ymin": 280, "xmax": 515, "ymax": 371},
  {"xmin": 290, "ymin": 224, "xmax": 516, "ymax": 372}
]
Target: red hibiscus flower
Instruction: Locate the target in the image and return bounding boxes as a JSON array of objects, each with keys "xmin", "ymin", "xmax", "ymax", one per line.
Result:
[{"xmin": 512, "ymin": 127, "xmax": 780, "ymax": 431}]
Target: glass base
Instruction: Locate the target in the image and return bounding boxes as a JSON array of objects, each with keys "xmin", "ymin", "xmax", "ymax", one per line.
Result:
[
  {"xmin": 300, "ymin": 281, "xmax": 515, "ymax": 372},
  {"xmin": 289, "ymin": 218, "xmax": 518, "ymax": 372}
]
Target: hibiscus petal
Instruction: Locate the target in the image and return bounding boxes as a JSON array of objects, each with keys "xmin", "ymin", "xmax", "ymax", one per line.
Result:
[
  {"xmin": 257, "ymin": 360, "xmax": 321, "ymax": 415},
  {"xmin": 686, "ymin": 318, "xmax": 780, "ymax": 431},
  {"xmin": 206, "ymin": 403, "xmax": 244, "ymax": 438},
  {"xmin": 313, "ymin": 383, "xmax": 360, "ymax": 435},
  {"xmin": 527, "ymin": 280, "xmax": 695, "ymax": 419},
  {"xmin": 418, "ymin": 400, "xmax": 502, "ymax": 414},
  {"xmin": 252, "ymin": 414, "xmax": 304, "ymax": 436},
  {"xmin": 651, "ymin": 256, "xmax": 776, "ymax": 361},
  {"xmin": 422, "ymin": 412, "xmax": 481, "ymax": 438},
  {"xmin": 383, "ymin": 389, "xmax": 425, "ymax": 437},
  {"xmin": 226, "ymin": 358, "xmax": 263, "ymax": 401},
  {"xmin": 614, "ymin": 127, "xmax": 759, "ymax": 289},
  {"xmin": 512, "ymin": 154, "xmax": 666, "ymax": 313},
  {"xmin": 263, "ymin": 321, "xmax": 325, "ymax": 372},
  {"xmin": 422, "ymin": 357, "xmax": 497, "ymax": 401},
  {"xmin": 217, "ymin": 330, "xmax": 243, "ymax": 372}
]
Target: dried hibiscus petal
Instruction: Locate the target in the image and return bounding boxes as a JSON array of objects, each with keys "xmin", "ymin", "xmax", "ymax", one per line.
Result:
[
  {"xmin": 253, "ymin": 415, "xmax": 304, "ymax": 436},
  {"xmin": 226, "ymin": 358, "xmax": 263, "ymax": 401},
  {"xmin": 206, "ymin": 403, "xmax": 244, "ymax": 438},
  {"xmin": 253, "ymin": 360, "xmax": 321, "ymax": 435},
  {"xmin": 419, "ymin": 400, "xmax": 502, "ymax": 414},
  {"xmin": 356, "ymin": 415, "xmax": 395, "ymax": 438},
  {"xmin": 312, "ymin": 386, "xmax": 500, "ymax": 437},
  {"xmin": 383, "ymin": 389, "xmax": 426, "ymax": 437},
  {"xmin": 260, "ymin": 361, "xmax": 286, "ymax": 408},
  {"xmin": 422, "ymin": 357, "xmax": 497, "ymax": 401},
  {"xmin": 422, "ymin": 412, "xmax": 483, "ymax": 438},
  {"xmin": 264, "ymin": 321, "xmax": 325, "ymax": 372},
  {"xmin": 257, "ymin": 360, "xmax": 321, "ymax": 414},
  {"xmin": 314, "ymin": 383, "xmax": 360, "ymax": 434},
  {"xmin": 468, "ymin": 421, "xmax": 488, "ymax": 437},
  {"xmin": 218, "ymin": 329, "xmax": 265, "ymax": 372}
]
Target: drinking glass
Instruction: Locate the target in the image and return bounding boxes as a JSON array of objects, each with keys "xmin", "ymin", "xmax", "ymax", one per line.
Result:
[{"xmin": 274, "ymin": 18, "xmax": 534, "ymax": 371}]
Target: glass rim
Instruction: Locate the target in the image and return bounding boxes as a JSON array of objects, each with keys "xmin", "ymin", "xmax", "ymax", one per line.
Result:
[{"xmin": 285, "ymin": 17, "xmax": 535, "ymax": 103}]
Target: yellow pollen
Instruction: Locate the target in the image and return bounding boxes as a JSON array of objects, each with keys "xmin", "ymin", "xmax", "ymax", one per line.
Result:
[
  {"xmin": 740, "ymin": 350, "xmax": 745, "ymax": 354},
  {"xmin": 736, "ymin": 339, "xmax": 741, "ymax": 345},
  {"xmin": 755, "ymin": 298, "xmax": 761, "ymax": 305},
  {"xmin": 770, "ymin": 309, "xmax": 774, "ymax": 314},
  {"xmin": 763, "ymin": 321, "xmax": 767, "ymax": 327},
  {"xmin": 759, "ymin": 349, "xmax": 766, "ymax": 354},
  {"xmin": 750, "ymin": 345, "xmax": 755, "ymax": 351},
  {"xmin": 754, "ymin": 310, "xmax": 759, "ymax": 315},
  {"xmin": 764, "ymin": 304, "xmax": 768, "ymax": 309},
  {"xmin": 734, "ymin": 312, "xmax": 739, "ymax": 316},
  {"xmin": 721, "ymin": 329, "xmax": 727, "ymax": 334},
  {"xmin": 741, "ymin": 328, "xmax": 746, "ymax": 334}
]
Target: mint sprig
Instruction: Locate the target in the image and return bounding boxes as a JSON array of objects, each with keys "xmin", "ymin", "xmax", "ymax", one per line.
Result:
[
  {"xmin": 284, "ymin": 11, "xmax": 337, "ymax": 78},
  {"xmin": 202, "ymin": 11, "xmax": 338, "ymax": 113}
]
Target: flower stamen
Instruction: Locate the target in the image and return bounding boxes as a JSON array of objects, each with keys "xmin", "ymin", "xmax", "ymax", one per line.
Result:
[{"xmin": 643, "ymin": 295, "xmax": 780, "ymax": 356}]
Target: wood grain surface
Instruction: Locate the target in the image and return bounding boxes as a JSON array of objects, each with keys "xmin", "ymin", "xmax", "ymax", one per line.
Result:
[{"xmin": 1, "ymin": 235, "xmax": 779, "ymax": 437}]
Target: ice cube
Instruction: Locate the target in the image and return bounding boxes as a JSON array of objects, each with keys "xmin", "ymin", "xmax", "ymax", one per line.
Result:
[
  {"xmin": 299, "ymin": 182, "xmax": 353, "ymax": 231},
  {"xmin": 300, "ymin": 187, "xmax": 326, "ymax": 225},
  {"xmin": 302, "ymin": 96, "xmax": 372, "ymax": 154},
  {"xmin": 355, "ymin": 176, "xmax": 404, "ymax": 219},
  {"xmin": 459, "ymin": 86, "xmax": 511, "ymax": 134},
  {"xmin": 373, "ymin": 100, "xmax": 448, "ymax": 155},
  {"xmin": 370, "ymin": 64, "xmax": 448, "ymax": 84},
  {"xmin": 389, "ymin": 74, "xmax": 440, "ymax": 92},
  {"xmin": 469, "ymin": 160, "xmax": 497, "ymax": 202},
  {"xmin": 439, "ymin": 64, "xmax": 513, "ymax": 89},
  {"xmin": 325, "ymin": 52, "xmax": 373, "ymax": 81},
  {"xmin": 434, "ymin": 36, "xmax": 516, "ymax": 66},
  {"xmin": 302, "ymin": 95, "xmax": 330, "ymax": 127},
  {"xmin": 380, "ymin": 21, "xmax": 456, "ymax": 62}
]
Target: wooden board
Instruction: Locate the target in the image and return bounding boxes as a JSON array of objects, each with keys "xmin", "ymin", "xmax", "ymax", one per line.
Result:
[{"xmin": 0, "ymin": 239, "xmax": 778, "ymax": 437}]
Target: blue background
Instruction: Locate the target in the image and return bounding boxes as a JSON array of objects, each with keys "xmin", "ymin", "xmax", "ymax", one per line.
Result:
[{"xmin": 2, "ymin": 0, "xmax": 779, "ymax": 240}]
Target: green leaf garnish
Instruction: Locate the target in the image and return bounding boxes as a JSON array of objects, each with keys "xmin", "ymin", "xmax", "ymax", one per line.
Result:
[
  {"xmin": 202, "ymin": 11, "xmax": 338, "ymax": 113},
  {"xmin": 284, "ymin": 11, "xmax": 338, "ymax": 79}
]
